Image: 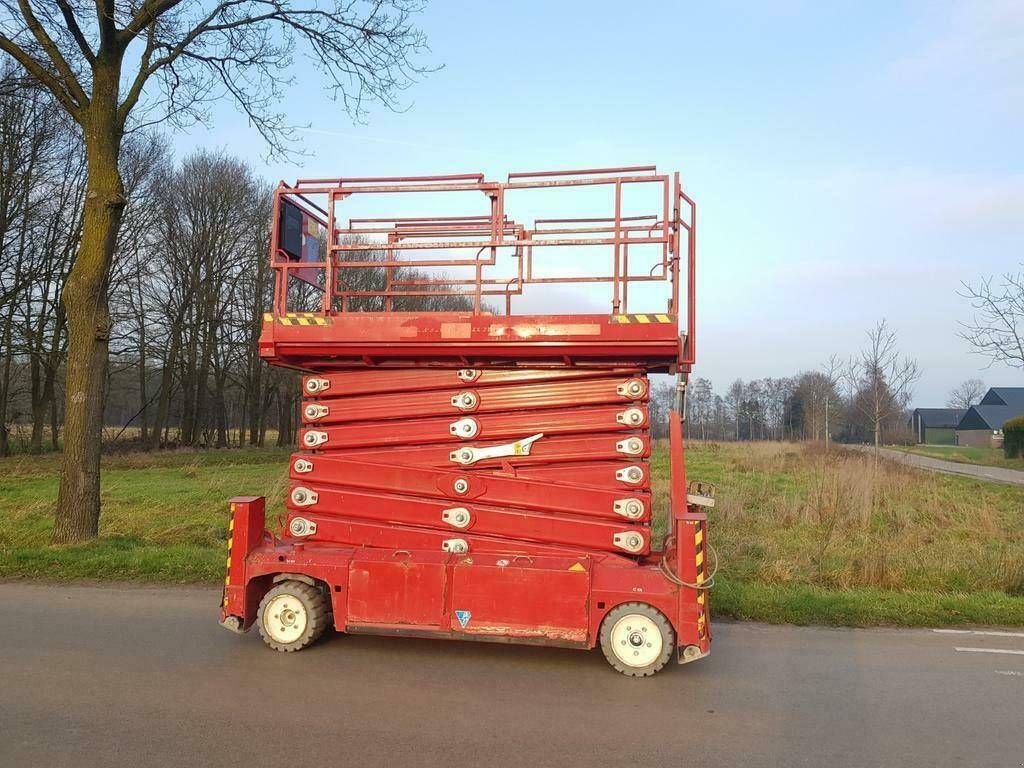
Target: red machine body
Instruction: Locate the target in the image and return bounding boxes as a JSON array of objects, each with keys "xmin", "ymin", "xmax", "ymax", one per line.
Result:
[{"xmin": 220, "ymin": 166, "xmax": 711, "ymax": 674}]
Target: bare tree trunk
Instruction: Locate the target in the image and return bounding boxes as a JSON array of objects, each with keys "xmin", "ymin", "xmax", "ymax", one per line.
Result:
[
  {"xmin": 52, "ymin": 87, "xmax": 125, "ymax": 544},
  {"xmin": 214, "ymin": 370, "xmax": 229, "ymax": 448},
  {"xmin": 258, "ymin": 384, "xmax": 273, "ymax": 447},
  {"xmin": 0, "ymin": 241, "xmax": 22, "ymax": 456},
  {"xmin": 150, "ymin": 328, "xmax": 181, "ymax": 450},
  {"xmin": 28, "ymin": 284, "xmax": 57, "ymax": 455},
  {"xmin": 0, "ymin": 279, "xmax": 20, "ymax": 456},
  {"xmin": 29, "ymin": 351, "xmax": 43, "ymax": 452},
  {"xmin": 246, "ymin": 357, "xmax": 263, "ymax": 446},
  {"xmin": 180, "ymin": 322, "xmax": 198, "ymax": 444},
  {"xmin": 137, "ymin": 349, "xmax": 148, "ymax": 443},
  {"xmin": 872, "ymin": 407, "xmax": 881, "ymax": 474},
  {"xmin": 0, "ymin": 323, "xmax": 12, "ymax": 457},
  {"xmin": 135, "ymin": 261, "xmax": 149, "ymax": 442},
  {"xmin": 48, "ymin": 307, "xmax": 65, "ymax": 452},
  {"xmin": 824, "ymin": 396, "xmax": 829, "ymax": 451},
  {"xmin": 275, "ymin": 385, "xmax": 296, "ymax": 447},
  {"xmin": 50, "ymin": 389, "xmax": 59, "ymax": 450},
  {"xmin": 191, "ymin": 298, "xmax": 217, "ymax": 445}
]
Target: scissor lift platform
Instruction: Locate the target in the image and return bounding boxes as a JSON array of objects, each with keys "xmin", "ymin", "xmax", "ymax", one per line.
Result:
[
  {"xmin": 260, "ymin": 311, "xmax": 684, "ymax": 371},
  {"xmin": 220, "ymin": 166, "xmax": 711, "ymax": 676}
]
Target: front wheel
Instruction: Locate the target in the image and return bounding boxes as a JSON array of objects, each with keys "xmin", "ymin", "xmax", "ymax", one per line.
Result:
[
  {"xmin": 256, "ymin": 580, "xmax": 330, "ymax": 652},
  {"xmin": 599, "ymin": 602, "xmax": 675, "ymax": 677}
]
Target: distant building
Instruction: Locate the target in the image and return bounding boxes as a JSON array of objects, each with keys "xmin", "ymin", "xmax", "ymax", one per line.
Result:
[
  {"xmin": 955, "ymin": 387, "xmax": 1024, "ymax": 448},
  {"xmin": 909, "ymin": 408, "xmax": 961, "ymax": 444}
]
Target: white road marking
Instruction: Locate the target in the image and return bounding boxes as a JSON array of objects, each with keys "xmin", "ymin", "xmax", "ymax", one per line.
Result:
[
  {"xmin": 995, "ymin": 670, "xmax": 1022, "ymax": 677},
  {"xmin": 933, "ymin": 629, "xmax": 1024, "ymax": 638},
  {"xmin": 954, "ymin": 647, "xmax": 1024, "ymax": 656}
]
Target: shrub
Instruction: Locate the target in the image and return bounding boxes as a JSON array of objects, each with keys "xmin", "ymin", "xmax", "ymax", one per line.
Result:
[{"xmin": 1004, "ymin": 416, "xmax": 1024, "ymax": 459}]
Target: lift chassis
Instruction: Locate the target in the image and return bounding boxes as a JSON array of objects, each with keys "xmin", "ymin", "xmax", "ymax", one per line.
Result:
[{"xmin": 219, "ymin": 166, "xmax": 712, "ymax": 676}]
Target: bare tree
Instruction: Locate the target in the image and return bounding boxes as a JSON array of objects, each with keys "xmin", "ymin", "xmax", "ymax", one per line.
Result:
[
  {"xmin": 0, "ymin": 0, "xmax": 432, "ymax": 542},
  {"xmin": 142, "ymin": 150, "xmax": 269, "ymax": 447},
  {"xmin": 959, "ymin": 268, "xmax": 1024, "ymax": 371},
  {"xmin": 688, "ymin": 377, "xmax": 714, "ymax": 440},
  {"xmin": 849, "ymin": 319, "xmax": 920, "ymax": 455},
  {"xmin": 0, "ymin": 65, "xmax": 80, "ymax": 455},
  {"xmin": 647, "ymin": 381, "xmax": 674, "ymax": 440},
  {"xmin": 761, "ymin": 377, "xmax": 794, "ymax": 441},
  {"xmin": 108, "ymin": 133, "xmax": 173, "ymax": 444},
  {"xmin": 725, "ymin": 379, "xmax": 743, "ymax": 440},
  {"xmin": 947, "ymin": 378, "xmax": 986, "ymax": 411},
  {"xmin": 821, "ymin": 354, "xmax": 842, "ymax": 449},
  {"xmin": 788, "ymin": 367, "xmax": 841, "ymax": 444}
]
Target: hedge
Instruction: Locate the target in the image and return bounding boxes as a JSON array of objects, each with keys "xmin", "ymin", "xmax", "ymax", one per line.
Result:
[{"xmin": 1005, "ymin": 416, "xmax": 1024, "ymax": 459}]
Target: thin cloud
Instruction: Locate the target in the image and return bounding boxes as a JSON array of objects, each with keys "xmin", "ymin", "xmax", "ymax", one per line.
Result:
[
  {"xmin": 892, "ymin": 0, "xmax": 1024, "ymax": 98},
  {"xmin": 818, "ymin": 167, "xmax": 1024, "ymax": 234}
]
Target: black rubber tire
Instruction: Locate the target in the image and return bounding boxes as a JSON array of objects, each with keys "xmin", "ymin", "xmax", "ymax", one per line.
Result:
[
  {"xmin": 256, "ymin": 580, "xmax": 330, "ymax": 652},
  {"xmin": 599, "ymin": 602, "xmax": 675, "ymax": 677}
]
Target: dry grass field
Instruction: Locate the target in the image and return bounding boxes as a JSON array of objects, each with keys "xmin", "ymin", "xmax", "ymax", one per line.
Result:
[
  {"xmin": 673, "ymin": 442, "xmax": 1024, "ymax": 594},
  {"xmin": 659, "ymin": 441, "xmax": 1024, "ymax": 624}
]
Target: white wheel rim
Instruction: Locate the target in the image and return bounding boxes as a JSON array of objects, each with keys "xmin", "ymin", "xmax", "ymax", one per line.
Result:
[
  {"xmin": 610, "ymin": 614, "xmax": 663, "ymax": 668},
  {"xmin": 263, "ymin": 594, "xmax": 308, "ymax": 644}
]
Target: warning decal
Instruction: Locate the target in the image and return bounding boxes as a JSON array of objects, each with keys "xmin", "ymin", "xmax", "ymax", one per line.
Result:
[{"xmin": 455, "ymin": 610, "xmax": 472, "ymax": 628}]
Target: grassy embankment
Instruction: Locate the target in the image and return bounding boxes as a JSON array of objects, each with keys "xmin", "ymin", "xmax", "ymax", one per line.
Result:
[
  {"xmin": 2, "ymin": 442, "xmax": 1022, "ymax": 627},
  {"xmin": 893, "ymin": 443, "xmax": 1024, "ymax": 471}
]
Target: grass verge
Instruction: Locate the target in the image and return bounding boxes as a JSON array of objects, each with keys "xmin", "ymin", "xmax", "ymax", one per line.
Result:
[
  {"xmin": 714, "ymin": 578, "xmax": 1024, "ymax": 627},
  {"xmin": 893, "ymin": 443, "xmax": 1024, "ymax": 471}
]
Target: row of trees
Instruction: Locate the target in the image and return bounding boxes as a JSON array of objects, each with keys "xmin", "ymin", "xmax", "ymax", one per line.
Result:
[
  {"xmin": 0, "ymin": 70, "xmax": 305, "ymax": 457},
  {"xmin": 651, "ymin": 320, "xmax": 922, "ymax": 446},
  {"xmin": 1, "ymin": 72, "xmax": 476, "ymax": 458},
  {"xmin": 0, "ymin": 92, "xmax": 473, "ymax": 457},
  {"xmin": 0, "ymin": 66, "xmax": 81, "ymax": 455}
]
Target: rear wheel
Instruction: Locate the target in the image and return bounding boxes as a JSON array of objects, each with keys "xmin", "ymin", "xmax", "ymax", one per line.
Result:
[
  {"xmin": 257, "ymin": 580, "xmax": 330, "ymax": 652},
  {"xmin": 599, "ymin": 602, "xmax": 674, "ymax": 677}
]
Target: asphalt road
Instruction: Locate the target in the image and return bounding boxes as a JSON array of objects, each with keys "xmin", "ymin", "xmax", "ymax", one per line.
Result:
[
  {"xmin": 848, "ymin": 444, "xmax": 1024, "ymax": 486},
  {"xmin": 2, "ymin": 583, "xmax": 1022, "ymax": 768}
]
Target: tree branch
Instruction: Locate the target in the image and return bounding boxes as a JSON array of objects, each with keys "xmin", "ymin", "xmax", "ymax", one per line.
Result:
[
  {"xmin": 94, "ymin": 0, "xmax": 116, "ymax": 49},
  {"xmin": 54, "ymin": 0, "xmax": 96, "ymax": 63},
  {"xmin": 118, "ymin": 0, "xmax": 261, "ymax": 125},
  {"xmin": 15, "ymin": 0, "xmax": 89, "ymax": 107},
  {"xmin": 117, "ymin": 20, "xmax": 158, "ymax": 123},
  {"xmin": 958, "ymin": 268, "xmax": 1024, "ymax": 370},
  {"xmin": 119, "ymin": 0, "xmax": 187, "ymax": 45},
  {"xmin": 0, "ymin": 33, "xmax": 82, "ymax": 115}
]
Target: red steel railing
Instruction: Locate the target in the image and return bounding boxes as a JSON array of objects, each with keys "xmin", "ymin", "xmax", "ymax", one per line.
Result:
[{"xmin": 269, "ymin": 165, "xmax": 695, "ymax": 364}]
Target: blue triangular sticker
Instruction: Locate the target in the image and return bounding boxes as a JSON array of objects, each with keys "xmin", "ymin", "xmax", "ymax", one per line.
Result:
[{"xmin": 455, "ymin": 609, "xmax": 471, "ymax": 628}]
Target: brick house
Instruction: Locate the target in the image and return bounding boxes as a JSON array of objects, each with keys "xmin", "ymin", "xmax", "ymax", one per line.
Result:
[{"xmin": 955, "ymin": 387, "xmax": 1024, "ymax": 448}]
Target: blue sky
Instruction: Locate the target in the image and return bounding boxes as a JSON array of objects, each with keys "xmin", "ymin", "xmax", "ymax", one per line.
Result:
[{"xmin": 173, "ymin": 0, "xmax": 1022, "ymax": 406}]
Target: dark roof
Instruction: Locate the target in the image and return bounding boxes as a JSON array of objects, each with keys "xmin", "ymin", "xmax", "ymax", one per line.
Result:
[
  {"xmin": 957, "ymin": 404, "xmax": 1017, "ymax": 431},
  {"xmin": 911, "ymin": 408, "xmax": 961, "ymax": 428},
  {"xmin": 959, "ymin": 387, "xmax": 1024, "ymax": 430},
  {"xmin": 980, "ymin": 387, "xmax": 1024, "ymax": 409}
]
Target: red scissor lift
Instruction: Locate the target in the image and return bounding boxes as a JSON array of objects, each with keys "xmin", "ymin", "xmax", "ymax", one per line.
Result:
[{"xmin": 220, "ymin": 166, "xmax": 713, "ymax": 676}]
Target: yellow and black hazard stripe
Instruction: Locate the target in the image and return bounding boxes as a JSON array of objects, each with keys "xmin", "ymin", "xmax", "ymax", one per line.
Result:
[
  {"xmin": 263, "ymin": 312, "xmax": 330, "ymax": 326},
  {"xmin": 223, "ymin": 512, "xmax": 235, "ymax": 606},
  {"xmin": 694, "ymin": 523, "xmax": 708, "ymax": 637},
  {"xmin": 694, "ymin": 524, "xmax": 705, "ymax": 590},
  {"xmin": 610, "ymin": 313, "xmax": 674, "ymax": 324}
]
